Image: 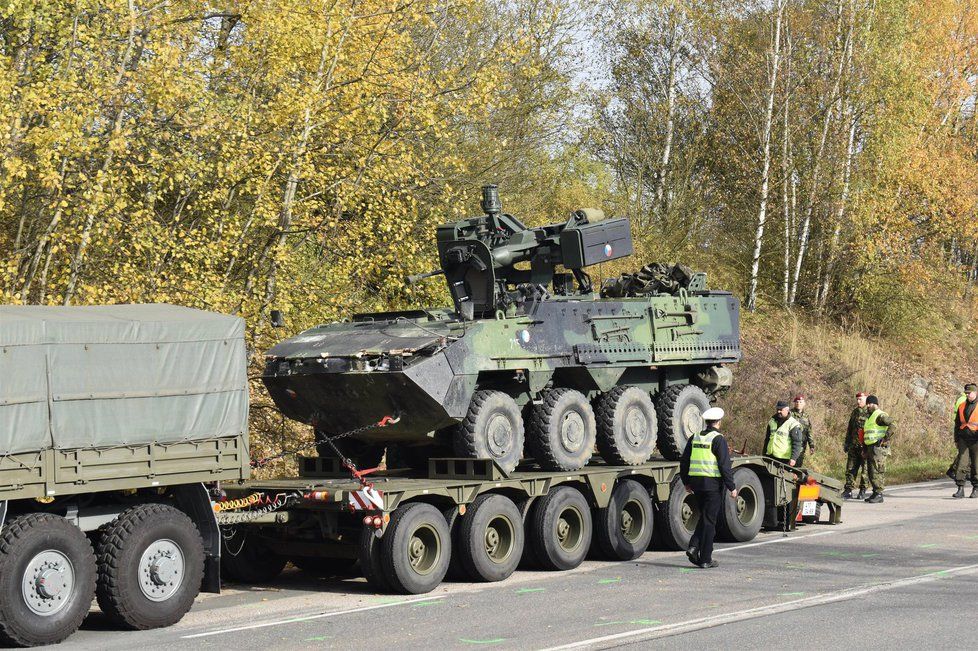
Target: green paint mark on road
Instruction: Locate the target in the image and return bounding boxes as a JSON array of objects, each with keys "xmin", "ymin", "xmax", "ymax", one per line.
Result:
[
  {"xmin": 918, "ymin": 543, "xmax": 938, "ymax": 548},
  {"xmin": 515, "ymin": 587, "xmax": 546, "ymax": 594},
  {"xmin": 679, "ymin": 567, "xmax": 696, "ymax": 573},
  {"xmin": 861, "ymin": 553, "xmax": 880, "ymax": 558},
  {"xmin": 598, "ymin": 577, "xmax": 622, "ymax": 584},
  {"xmin": 459, "ymin": 638, "xmax": 506, "ymax": 645},
  {"xmin": 412, "ymin": 599, "xmax": 444, "ymax": 607},
  {"xmin": 778, "ymin": 592, "xmax": 805, "ymax": 596},
  {"xmin": 305, "ymin": 636, "xmax": 330, "ymax": 642}
]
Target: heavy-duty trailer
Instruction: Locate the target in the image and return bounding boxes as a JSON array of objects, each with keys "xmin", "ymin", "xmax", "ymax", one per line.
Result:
[{"xmin": 218, "ymin": 454, "xmax": 843, "ymax": 595}]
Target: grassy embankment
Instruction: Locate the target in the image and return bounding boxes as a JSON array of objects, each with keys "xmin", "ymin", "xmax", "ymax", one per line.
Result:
[{"xmin": 719, "ymin": 309, "xmax": 973, "ymax": 485}]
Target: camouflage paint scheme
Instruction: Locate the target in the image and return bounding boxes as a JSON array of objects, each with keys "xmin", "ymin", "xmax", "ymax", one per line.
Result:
[{"xmin": 263, "ymin": 186, "xmax": 741, "ymax": 452}]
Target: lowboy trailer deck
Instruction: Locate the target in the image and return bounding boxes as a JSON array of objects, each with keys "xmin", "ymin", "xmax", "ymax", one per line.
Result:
[{"xmin": 218, "ymin": 455, "xmax": 843, "ymax": 594}]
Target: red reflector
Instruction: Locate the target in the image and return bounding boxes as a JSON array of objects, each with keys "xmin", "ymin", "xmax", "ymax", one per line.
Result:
[
  {"xmin": 372, "ymin": 515, "xmax": 383, "ymax": 527},
  {"xmin": 363, "ymin": 515, "xmax": 373, "ymax": 525},
  {"xmin": 807, "ymin": 477, "xmax": 817, "ymax": 486}
]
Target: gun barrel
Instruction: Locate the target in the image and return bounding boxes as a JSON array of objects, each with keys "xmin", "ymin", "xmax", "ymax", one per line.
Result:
[{"xmin": 406, "ymin": 269, "xmax": 445, "ymax": 285}]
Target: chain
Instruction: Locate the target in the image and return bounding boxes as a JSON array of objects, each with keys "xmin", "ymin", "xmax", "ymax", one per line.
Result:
[{"xmin": 250, "ymin": 413, "xmax": 400, "ymax": 470}]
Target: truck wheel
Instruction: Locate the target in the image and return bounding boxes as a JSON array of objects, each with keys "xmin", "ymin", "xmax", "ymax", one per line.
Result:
[
  {"xmin": 220, "ymin": 531, "xmax": 287, "ymax": 583},
  {"xmin": 528, "ymin": 389, "xmax": 597, "ymax": 471},
  {"xmin": 453, "ymin": 390, "xmax": 524, "ymax": 474},
  {"xmin": 380, "ymin": 502, "xmax": 451, "ymax": 594},
  {"xmin": 595, "ymin": 387, "xmax": 658, "ymax": 465},
  {"xmin": 594, "ymin": 480, "xmax": 654, "ymax": 561},
  {"xmin": 652, "ymin": 476, "xmax": 697, "ymax": 551},
  {"xmin": 358, "ymin": 528, "xmax": 393, "ymax": 592},
  {"xmin": 528, "ymin": 486, "xmax": 593, "ymax": 570},
  {"xmin": 718, "ymin": 468, "xmax": 765, "ymax": 542},
  {"xmin": 95, "ymin": 504, "xmax": 205, "ymax": 630},
  {"xmin": 655, "ymin": 385, "xmax": 711, "ymax": 461},
  {"xmin": 291, "ymin": 556, "xmax": 358, "ymax": 578},
  {"xmin": 0, "ymin": 513, "xmax": 97, "ymax": 647},
  {"xmin": 456, "ymin": 494, "xmax": 524, "ymax": 582}
]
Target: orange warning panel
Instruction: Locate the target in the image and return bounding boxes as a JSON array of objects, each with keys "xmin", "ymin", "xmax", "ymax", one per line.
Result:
[{"xmin": 797, "ymin": 483, "xmax": 820, "ymax": 502}]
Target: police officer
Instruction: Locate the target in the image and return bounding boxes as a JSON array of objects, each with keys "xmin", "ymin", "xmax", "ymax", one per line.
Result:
[
  {"xmin": 791, "ymin": 394, "xmax": 815, "ymax": 468},
  {"xmin": 843, "ymin": 392, "xmax": 869, "ymax": 500},
  {"xmin": 680, "ymin": 407, "xmax": 736, "ymax": 569},
  {"xmin": 862, "ymin": 395, "xmax": 893, "ymax": 503},
  {"xmin": 764, "ymin": 400, "xmax": 803, "ymax": 467},
  {"xmin": 950, "ymin": 383, "xmax": 978, "ymax": 498}
]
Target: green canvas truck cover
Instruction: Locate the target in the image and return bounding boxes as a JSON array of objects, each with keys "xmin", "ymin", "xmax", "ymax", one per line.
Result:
[{"xmin": 0, "ymin": 304, "xmax": 247, "ymax": 455}]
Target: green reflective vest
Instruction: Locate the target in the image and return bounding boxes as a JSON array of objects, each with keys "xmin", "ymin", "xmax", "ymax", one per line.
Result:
[
  {"xmin": 863, "ymin": 409, "xmax": 889, "ymax": 445},
  {"xmin": 689, "ymin": 431, "xmax": 721, "ymax": 478},
  {"xmin": 766, "ymin": 416, "xmax": 800, "ymax": 460}
]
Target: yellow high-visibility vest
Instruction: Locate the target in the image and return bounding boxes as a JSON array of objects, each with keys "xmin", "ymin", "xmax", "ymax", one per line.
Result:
[
  {"xmin": 863, "ymin": 409, "xmax": 889, "ymax": 445},
  {"xmin": 766, "ymin": 416, "xmax": 799, "ymax": 460},
  {"xmin": 689, "ymin": 431, "xmax": 721, "ymax": 477}
]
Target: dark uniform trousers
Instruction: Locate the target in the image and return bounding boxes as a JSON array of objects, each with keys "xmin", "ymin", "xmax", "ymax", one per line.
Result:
[
  {"xmin": 953, "ymin": 435, "xmax": 978, "ymax": 488},
  {"xmin": 689, "ymin": 489, "xmax": 722, "ymax": 564},
  {"xmin": 844, "ymin": 446, "xmax": 867, "ymax": 491}
]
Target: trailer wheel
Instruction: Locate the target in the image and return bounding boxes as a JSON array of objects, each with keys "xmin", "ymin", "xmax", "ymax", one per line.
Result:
[
  {"xmin": 529, "ymin": 486, "xmax": 593, "ymax": 570},
  {"xmin": 220, "ymin": 531, "xmax": 287, "ymax": 583},
  {"xmin": 595, "ymin": 387, "xmax": 658, "ymax": 465},
  {"xmin": 655, "ymin": 385, "xmax": 710, "ymax": 461},
  {"xmin": 594, "ymin": 480, "xmax": 654, "ymax": 561},
  {"xmin": 718, "ymin": 468, "xmax": 765, "ymax": 542},
  {"xmin": 0, "ymin": 513, "xmax": 97, "ymax": 647},
  {"xmin": 528, "ymin": 389, "xmax": 597, "ymax": 471},
  {"xmin": 380, "ymin": 503, "xmax": 451, "ymax": 594},
  {"xmin": 456, "ymin": 494, "xmax": 524, "ymax": 582},
  {"xmin": 95, "ymin": 504, "xmax": 205, "ymax": 630},
  {"xmin": 454, "ymin": 390, "xmax": 524, "ymax": 474},
  {"xmin": 652, "ymin": 476, "xmax": 698, "ymax": 551},
  {"xmin": 291, "ymin": 556, "xmax": 358, "ymax": 578},
  {"xmin": 358, "ymin": 528, "xmax": 393, "ymax": 592}
]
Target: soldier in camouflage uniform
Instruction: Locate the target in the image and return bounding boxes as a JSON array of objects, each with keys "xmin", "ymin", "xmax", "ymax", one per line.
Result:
[
  {"xmin": 791, "ymin": 394, "xmax": 815, "ymax": 468},
  {"xmin": 861, "ymin": 395, "xmax": 894, "ymax": 503},
  {"xmin": 843, "ymin": 392, "xmax": 869, "ymax": 500}
]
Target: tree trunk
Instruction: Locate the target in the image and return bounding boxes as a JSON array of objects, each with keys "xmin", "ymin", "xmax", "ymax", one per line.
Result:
[
  {"xmin": 653, "ymin": 13, "xmax": 678, "ymax": 219},
  {"xmin": 818, "ymin": 110, "xmax": 857, "ymax": 310},
  {"xmin": 746, "ymin": 0, "xmax": 787, "ymax": 312}
]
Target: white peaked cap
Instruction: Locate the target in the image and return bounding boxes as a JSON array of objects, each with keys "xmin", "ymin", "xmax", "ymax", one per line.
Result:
[{"xmin": 702, "ymin": 407, "xmax": 725, "ymax": 421}]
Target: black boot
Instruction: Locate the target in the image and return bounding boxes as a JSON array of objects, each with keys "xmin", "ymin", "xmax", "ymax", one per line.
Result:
[
  {"xmin": 857, "ymin": 488, "xmax": 866, "ymax": 500},
  {"xmin": 842, "ymin": 489, "xmax": 853, "ymax": 500},
  {"xmin": 686, "ymin": 546, "xmax": 700, "ymax": 566},
  {"xmin": 971, "ymin": 487, "xmax": 978, "ymax": 499},
  {"xmin": 865, "ymin": 492, "xmax": 884, "ymax": 503},
  {"xmin": 947, "ymin": 466, "xmax": 957, "ymax": 481},
  {"xmin": 953, "ymin": 486, "xmax": 965, "ymax": 498}
]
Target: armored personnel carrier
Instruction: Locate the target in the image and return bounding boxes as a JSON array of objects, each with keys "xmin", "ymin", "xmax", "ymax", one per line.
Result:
[{"xmin": 263, "ymin": 186, "xmax": 740, "ymax": 473}]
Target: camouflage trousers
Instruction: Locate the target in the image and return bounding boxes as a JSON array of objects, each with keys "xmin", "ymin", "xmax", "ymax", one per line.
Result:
[
  {"xmin": 951, "ymin": 437, "xmax": 978, "ymax": 488},
  {"xmin": 863, "ymin": 443, "xmax": 889, "ymax": 492},
  {"xmin": 844, "ymin": 446, "xmax": 867, "ymax": 491}
]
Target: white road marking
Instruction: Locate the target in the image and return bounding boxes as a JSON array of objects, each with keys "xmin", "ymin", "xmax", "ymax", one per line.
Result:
[
  {"xmin": 540, "ymin": 563, "xmax": 978, "ymax": 650},
  {"xmin": 181, "ymin": 595, "xmax": 446, "ymax": 639},
  {"xmin": 713, "ymin": 528, "xmax": 838, "ymax": 552}
]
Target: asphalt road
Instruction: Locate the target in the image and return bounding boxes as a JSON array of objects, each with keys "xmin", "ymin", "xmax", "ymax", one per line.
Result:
[{"xmin": 58, "ymin": 479, "xmax": 978, "ymax": 650}]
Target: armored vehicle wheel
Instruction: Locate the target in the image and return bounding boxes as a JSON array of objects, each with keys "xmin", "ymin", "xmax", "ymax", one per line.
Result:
[
  {"xmin": 220, "ymin": 532, "xmax": 287, "ymax": 583},
  {"xmin": 317, "ymin": 436, "xmax": 385, "ymax": 469},
  {"xmin": 655, "ymin": 385, "xmax": 711, "ymax": 460},
  {"xmin": 528, "ymin": 486, "xmax": 593, "ymax": 571},
  {"xmin": 95, "ymin": 504, "xmax": 205, "ymax": 630},
  {"xmin": 718, "ymin": 468, "xmax": 765, "ymax": 542},
  {"xmin": 594, "ymin": 480, "xmax": 654, "ymax": 561},
  {"xmin": 595, "ymin": 387, "xmax": 658, "ymax": 465},
  {"xmin": 0, "ymin": 513, "xmax": 97, "ymax": 647},
  {"xmin": 453, "ymin": 390, "xmax": 524, "ymax": 474},
  {"xmin": 528, "ymin": 388, "xmax": 597, "ymax": 471},
  {"xmin": 652, "ymin": 476, "xmax": 698, "ymax": 551},
  {"xmin": 455, "ymin": 494, "xmax": 524, "ymax": 582},
  {"xmin": 358, "ymin": 528, "xmax": 393, "ymax": 592},
  {"xmin": 380, "ymin": 502, "xmax": 451, "ymax": 594},
  {"xmin": 291, "ymin": 556, "xmax": 358, "ymax": 578}
]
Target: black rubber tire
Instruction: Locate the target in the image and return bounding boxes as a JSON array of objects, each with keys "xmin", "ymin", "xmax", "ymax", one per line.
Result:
[
  {"xmin": 528, "ymin": 486, "xmax": 593, "ymax": 571},
  {"xmin": 528, "ymin": 388, "xmax": 597, "ymax": 471},
  {"xmin": 0, "ymin": 513, "xmax": 97, "ymax": 647},
  {"xmin": 291, "ymin": 556, "xmax": 358, "ymax": 577},
  {"xmin": 652, "ymin": 476, "xmax": 698, "ymax": 551},
  {"xmin": 95, "ymin": 504, "xmax": 205, "ymax": 630},
  {"xmin": 380, "ymin": 502, "xmax": 451, "ymax": 594},
  {"xmin": 456, "ymin": 494, "xmax": 524, "ymax": 582},
  {"xmin": 595, "ymin": 387, "xmax": 658, "ymax": 465},
  {"xmin": 220, "ymin": 531, "xmax": 287, "ymax": 583},
  {"xmin": 594, "ymin": 480, "xmax": 655, "ymax": 561},
  {"xmin": 654, "ymin": 384, "xmax": 711, "ymax": 461},
  {"xmin": 358, "ymin": 528, "xmax": 392, "ymax": 592},
  {"xmin": 453, "ymin": 390, "xmax": 524, "ymax": 474},
  {"xmin": 316, "ymin": 436, "xmax": 385, "ymax": 469},
  {"xmin": 718, "ymin": 468, "xmax": 765, "ymax": 542}
]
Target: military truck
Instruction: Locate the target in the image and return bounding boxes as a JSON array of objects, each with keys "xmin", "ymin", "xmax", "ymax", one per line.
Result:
[
  {"xmin": 0, "ymin": 305, "xmax": 249, "ymax": 647},
  {"xmin": 263, "ymin": 185, "xmax": 740, "ymax": 474}
]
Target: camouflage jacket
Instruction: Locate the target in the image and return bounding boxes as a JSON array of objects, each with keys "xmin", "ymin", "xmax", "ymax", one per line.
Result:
[
  {"xmin": 845, "ymin": 406, "xmax": 868, "ymax": 451},
  {"xmin": 791, "ymin": 409, "xmax": 813, "ymax": 448}
]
